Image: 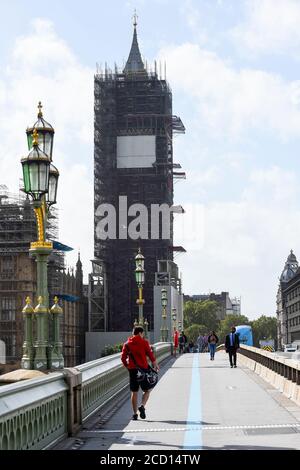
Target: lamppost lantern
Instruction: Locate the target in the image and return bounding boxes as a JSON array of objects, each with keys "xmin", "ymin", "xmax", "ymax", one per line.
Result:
[
  {"xmin": 135, "ymin": 262, "xmax": 145, "ymax": 286},
  {"xmin": 172, "ymin": 307, "xmax": 177, "ymax": 323},
  {"xmin": 161, "ymin": 288, "xmax": 168, "ymax": 308},
  {"xmin": 21, "ymin": 129, "xmax": 51, "ymax": 201},
  {"xmin": 26, "ymin": 101, "xmax": 55, "ymax": 161},
  {"xmin": 46, "ymin": 163, "xmax": 59, "ymax": 207},
  {"xmin": 135, "ymin": 247, "xmax": 145, "ymax": 270}
]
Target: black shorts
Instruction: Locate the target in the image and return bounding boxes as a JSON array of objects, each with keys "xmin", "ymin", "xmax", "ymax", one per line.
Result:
[{"xmin": 129, "ymin": 368, "xmax": 148, "ymax": 392}]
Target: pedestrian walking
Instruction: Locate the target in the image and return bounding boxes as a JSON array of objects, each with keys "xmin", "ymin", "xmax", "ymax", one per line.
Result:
[
  {"xmin": 225, "ymin": 326, "xmax": 240, "ymax": 368},
  {"xmin": 207, "ymin": 331, "xmax": 219, "ymax": 360},
  {"xmin": 121, "ymin": 326, "xmax": 159, "ymax": 420},
  {"xmin": 197, "ymin": 334, "xmax": 204, "ymax": 353},
  {"xmin": 173, "ymin": 329, "xmax": 179, "ymax": 356},
  {"xmin": 203, "ymin": 334, "xmax": 209, "ymax": 352},
  {"xmin": 179, "ymin": 331, "xmax": 187, "ymax": 354}
]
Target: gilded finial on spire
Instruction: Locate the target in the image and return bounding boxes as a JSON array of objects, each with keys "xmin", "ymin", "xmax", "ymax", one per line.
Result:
[
  {"xmin": 32, "ymin": 128, "xmax": 39, "ymax": 146},
  {"xmin": 38, "ymin": 101, "xmax": 43, "ymax": 118},
  {"xmin": 25, "ymin": 296, "xmax": 31, "ymax": 305},
  {"xmin": 38, "ymin": 295, "xmax": 43, "ymax": 304},
  {"xmin": 133, "ymin": 9, "xmax": 138, "ymax": 27},
  {"xmin": 54, "ymin": 296, "xmax": 59, "ymax": 304}
]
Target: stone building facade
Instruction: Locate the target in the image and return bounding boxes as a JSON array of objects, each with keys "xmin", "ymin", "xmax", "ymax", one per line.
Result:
[
  {"xmin": 277, "ymin": 250, "xmax": 300, "ymax": 348},
  {"xmin": 0, "ymin": 190, "xmax": 87, "ymax": 373}
]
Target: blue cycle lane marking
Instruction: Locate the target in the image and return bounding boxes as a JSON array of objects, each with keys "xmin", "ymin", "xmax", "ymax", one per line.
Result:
[{"xmin": 183, "ymin": 353, "xmax": 203, "ymax": 449}]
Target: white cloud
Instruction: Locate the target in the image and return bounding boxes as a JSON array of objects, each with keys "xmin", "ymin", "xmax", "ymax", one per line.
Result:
[
  {"xmin": 231, "ymin": 0, "xmax": 300, "ymax": 57},
  {"xmin": 158, "ymin": 42, "xmax": 300, "ymax": 138},
  {"xmin": 174, "ymin": 164, "xmax": 300, "ymax": 317},
  {"xmin": 0, "ymin": 18, "xmax": 94, "ymax": 279},
  {"xmin": 180, "ymin": 0, "xmax": 208, "ymax": 45}
]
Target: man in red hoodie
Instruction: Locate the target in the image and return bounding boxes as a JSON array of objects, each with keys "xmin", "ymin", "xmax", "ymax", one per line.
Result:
[{"xmin": 121, "ymin": 326, "xmax": 159, "ymax": 420}]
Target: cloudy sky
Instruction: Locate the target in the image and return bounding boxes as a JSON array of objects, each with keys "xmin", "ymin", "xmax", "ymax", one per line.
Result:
[{"xmin": 1, "ymin": 0, "xmax": 299, "ymax": 319}]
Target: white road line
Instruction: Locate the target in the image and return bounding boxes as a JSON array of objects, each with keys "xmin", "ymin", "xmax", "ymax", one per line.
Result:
[{"xmin": 82, "ymin": 423, "xmax": 300, "ymax": 434}]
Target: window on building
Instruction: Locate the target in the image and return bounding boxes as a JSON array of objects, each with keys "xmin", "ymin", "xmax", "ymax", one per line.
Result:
[
  {"xmin": 0, "ymin": 297, "xmax": 16, "ymax": 321},
  {"xmin": 0, "ymin": 256, "xmax": 14, "ymax": 275},
  {"xmin": 1, "ymin": 335, "xmax": 16, "ymax": 359}
]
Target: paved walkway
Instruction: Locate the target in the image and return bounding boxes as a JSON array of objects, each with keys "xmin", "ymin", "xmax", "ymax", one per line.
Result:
[{"xmin": 58, "ymin": 352, "xmax": 300, "ymax": 450}]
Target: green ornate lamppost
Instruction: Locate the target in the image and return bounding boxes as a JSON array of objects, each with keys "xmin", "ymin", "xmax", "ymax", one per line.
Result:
[
  {"xmin": 20, "ymin": 102, "xmax": 63, "ymax": 370},
  {"xmin": 172, "ymin": 307, "xmax": 177, "ymax": 332},
  {"xmin": 135, "ymin": 248, "xmax": 148, "ymax": 336},
  {"xmin": 160, "ymin": 288, "xmax": 168, "ymax": 342}
]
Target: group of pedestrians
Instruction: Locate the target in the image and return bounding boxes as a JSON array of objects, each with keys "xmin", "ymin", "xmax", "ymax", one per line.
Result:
[{"xmin": 121, "ymin": 325, "xmax": 240, "ymax": 420}]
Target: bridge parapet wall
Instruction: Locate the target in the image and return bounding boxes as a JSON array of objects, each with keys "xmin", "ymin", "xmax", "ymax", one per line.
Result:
[
  {"xmin": 238, "ymin": 345, "xmax": 300, "ymax": 407},
  {"xmin": 0, "ymin": 342, "xmax": 172, "ymax": 450},
  {"xmin": 0, "ymin": 372, "xmax": 68, "ymax": 450}
]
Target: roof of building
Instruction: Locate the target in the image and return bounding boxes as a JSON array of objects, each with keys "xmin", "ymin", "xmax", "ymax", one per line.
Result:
[{"xmin": 280, "ymin": 250, "xmax": 299, "ymax": 283}]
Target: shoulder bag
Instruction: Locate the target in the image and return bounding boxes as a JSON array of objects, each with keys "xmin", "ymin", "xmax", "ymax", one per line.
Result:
[{"xmin": 125, "ymin": 343, "xmax": 158, "ymax": 389}]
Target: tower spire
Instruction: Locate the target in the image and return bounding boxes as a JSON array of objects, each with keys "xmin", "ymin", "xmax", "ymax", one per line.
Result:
[
  {"xmin": 133, "ymin": 9, "xmax": 138, "ymax": 28},
  {"xmin": 123, "ymin": 12, "xmax": 146, "ymax": 74}
]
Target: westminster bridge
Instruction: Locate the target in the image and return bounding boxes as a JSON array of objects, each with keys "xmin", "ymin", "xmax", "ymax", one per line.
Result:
[{"xmin": 1, "ymin": 344, "xmax": 300, "ymax": 450}]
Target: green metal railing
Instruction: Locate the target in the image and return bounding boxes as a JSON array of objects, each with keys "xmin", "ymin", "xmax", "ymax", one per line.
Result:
[
  {"xmin": 0, "ymin": 342, "xmax": 172, "ymax": 450},
  {"xmin": 0, "ymin": 373, "xmax": 67, "ymax": 450},
  {"xmin": 78, "ymin": 342, "xmax": 172, "ymax": 421}
]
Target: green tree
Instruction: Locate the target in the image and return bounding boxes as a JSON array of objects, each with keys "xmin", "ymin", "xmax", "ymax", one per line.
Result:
[
  {"xmin": 184, "ymin": 324, "xmax": 207, "ymax": 343},
  {"xmin": 217, "ymin": 314, "xmax": 250, "ymax": 344},
  {"xmin": 184, "ymin": 300, "xmax": 220, "ymax": 331},
  {"xmin": 250, "ymin": 315, "xmax": 277, "ymax": 348},
  {"xmin": 101, "ymin": 343, "xmax": 123, "ymax": 357}
]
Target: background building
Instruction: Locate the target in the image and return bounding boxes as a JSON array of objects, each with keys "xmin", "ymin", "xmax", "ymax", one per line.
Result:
[
  {"xmin": 0, "ymin": 186, "xmax": 87, "ymax": 373},
  {"xmin": 277, "ymin": 250, "xmax": 300, "ymax": 348},
  {"xmin": 90, "ymin": 20, "xmax": 185, "ymax": 335},
  {"xmin": 184, "ymin": 292, "xmax": 241, "ymax": 320}
]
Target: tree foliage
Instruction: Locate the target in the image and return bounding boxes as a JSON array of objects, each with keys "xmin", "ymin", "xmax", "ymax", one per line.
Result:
[
  {"xmin": 184, "ymin": 324, "xmax": 207, "ymax": 343},
  {"xmin": 217, "ymin": 314, "xmax": 250, "ymax": 344},
  {"xmin": 184, "ymin": 300, "xmax": 220, "ymax": 332},
  {"xmin": 101, "ymin": 343, "xmax": 123, "ymax": 357},
  {"xmin": 250, "ymin": 315, "xmax": 277, "ymax": 347},
  {"xmin": 184, "ymin": 299, "xmax": 277, "ymax": 349}
]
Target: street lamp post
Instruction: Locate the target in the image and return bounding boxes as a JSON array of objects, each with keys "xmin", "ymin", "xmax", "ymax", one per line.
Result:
[
  {"xmin": 172, "ymin": 307, "xmax": 177, "ymax": 331},
  {"xmin": 135, "ymin": 248, "xmax": 147, "ymax": 335},
  {"xmin": 160, "ymin": 288, "xmax": 168, "ymax": 342},
  {"xmin": 172, "ymin": 307, "xmax": 177, "ymax": 356},
  {"xmin": 20, "ymin": 103, "xmax": 63, "ymax": 370}
]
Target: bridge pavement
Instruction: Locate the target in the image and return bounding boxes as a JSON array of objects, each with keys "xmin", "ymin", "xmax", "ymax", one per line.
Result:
[{"xmin": 57, "ymin": 351, "xmax": 300, "ymax": 450}]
